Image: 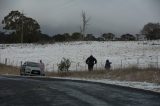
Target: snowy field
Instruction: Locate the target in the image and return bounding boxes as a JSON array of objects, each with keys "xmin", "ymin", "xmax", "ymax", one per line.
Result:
[{"xmin": 0, "ymin": 41, "xmax": 160, "ymax": 71}]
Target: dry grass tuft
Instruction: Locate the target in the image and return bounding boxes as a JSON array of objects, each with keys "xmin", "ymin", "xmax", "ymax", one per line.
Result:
[
  {"xmin": 0, "ymin": 64, "xmax": 20, "ymax": 75},
  {"xmin": 46, "ymin": 68, "xmax": 160, "ymax": 83},
  {"xmin": 1, "ymin": 63, "xmax": 160, "ymax": 83}
]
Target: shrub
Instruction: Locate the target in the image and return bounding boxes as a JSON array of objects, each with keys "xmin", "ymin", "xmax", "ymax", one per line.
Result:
[{"xmin": 58, "ymin": 58, "xmax": 71, "ymax": 72}]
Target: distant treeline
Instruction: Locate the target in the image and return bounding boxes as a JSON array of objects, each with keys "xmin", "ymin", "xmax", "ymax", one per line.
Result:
[
  {"xmin": 0, "ymin": 31, "xmax": 140, "ymax": 44},
  {"xmin": 0, "ymin": 10, "xmax": 159, "ymax": 44}
]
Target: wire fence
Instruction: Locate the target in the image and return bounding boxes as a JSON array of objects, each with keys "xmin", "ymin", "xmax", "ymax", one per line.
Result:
[{"xmin": 0, "ymin": 55, "xmax": 159, "ymax": 72}]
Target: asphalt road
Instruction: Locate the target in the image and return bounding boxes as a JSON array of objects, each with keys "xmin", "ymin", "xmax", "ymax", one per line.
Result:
[{"xmin": 0, "ymin": 76, "xmax": 160, "ymax": 106}]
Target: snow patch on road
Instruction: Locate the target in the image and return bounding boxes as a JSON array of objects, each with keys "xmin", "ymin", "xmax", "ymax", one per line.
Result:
[
  {"xmin": 49, "ymin": 77, "xmax": 160, "ymax": 93},
  {"xmin": 2, "ymin": 74, "xmax": 160, "ymax": 93}
]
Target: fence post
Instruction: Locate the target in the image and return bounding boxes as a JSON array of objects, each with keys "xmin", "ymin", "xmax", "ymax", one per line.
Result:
[
  {"xmin": 101, "ymin": 61, "xmax": 103, "ymax": 70},
  {"xmin": 121, "ymin": 59, "xmax": 123, "ymax": 69},
  {"xmin": 57, "ymin": 63, "xmax": 59, "ymax": 72},
  {"xmin": 5, "ymin": 58, "xmax": 7, "ymax": 65},
  {"xmin": 76, "ymin": 63, "xmax": 78, "ymax": 71},
  {"xmin": 16, "ymin": 61, "xmax": 17, "ymax": 67},
  {"xmin": 157, "ymin": 56, "xmax": 159, "ymax": 69},
  {"xmin": 0, "ymin": 54, "xmax": 1, "ymax": 63},
  {"xmin": 137, "ymin": 58, "xmax": 139, "ymax": 68},
  {"xmin": 53, "ymin": 64, "xmax": 54, "ymax": 71},
  {"xmin": 17, "ymin": 61, "xmax": 19, "ymax": 67},
  {"xmin": 20, "ymin": 61, "xmax": 22, "ymax": 66},
  {"xmin": 96, "ymin": 63, "xmax": 98, "ymax": 70}
]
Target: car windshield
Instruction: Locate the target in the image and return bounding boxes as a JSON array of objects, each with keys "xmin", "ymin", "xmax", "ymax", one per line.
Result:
[{"xmin": 26, "ymin": 62, "xmax": 39, "ymax": 67}]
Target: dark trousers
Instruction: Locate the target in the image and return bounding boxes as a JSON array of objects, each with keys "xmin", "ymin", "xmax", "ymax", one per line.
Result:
[
  {"xmin": 88, "ymin": 64, "xmax": 94, "ymax": 71},
  {"xmin": 105, "ymin": 67, "xmax": 110, "ymax": 70}
]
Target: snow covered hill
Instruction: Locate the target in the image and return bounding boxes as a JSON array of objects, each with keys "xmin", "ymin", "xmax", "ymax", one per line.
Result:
[{"xmin": 0, "ymin": 41, "xmax": 160, "ymax": 71}]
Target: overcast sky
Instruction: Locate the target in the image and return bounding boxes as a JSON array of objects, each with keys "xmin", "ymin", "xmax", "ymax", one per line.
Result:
[{"xmin": 0, "ymin": 0, "xmax": 160, "ymax": 36}]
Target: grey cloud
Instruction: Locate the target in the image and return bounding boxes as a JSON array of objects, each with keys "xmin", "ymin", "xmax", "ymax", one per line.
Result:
[{"xmin": 0, "ymin": 0, "xmax": 160, "ymax": 36}]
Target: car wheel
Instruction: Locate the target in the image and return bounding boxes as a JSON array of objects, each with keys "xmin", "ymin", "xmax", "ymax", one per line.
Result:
[
  {"xmin": 20, "ymin": 71, "xmax": 23, "ymax": 76},
  {"xmin": 42, "ymin": 74, "xmax": 45, "ymax": 76}
]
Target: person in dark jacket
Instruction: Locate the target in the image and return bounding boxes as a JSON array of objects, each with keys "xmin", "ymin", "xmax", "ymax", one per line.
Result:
[
  {"xmin": 39, "ymin": 60, "xmax": 45, "ymax": 76},
  {"xmin": 86, "ymin": 55, "xmax": 97, "ymax": 71},
  {"xmin": 105, "ymin": 59, "xmax": 112, "ymax": 70}
]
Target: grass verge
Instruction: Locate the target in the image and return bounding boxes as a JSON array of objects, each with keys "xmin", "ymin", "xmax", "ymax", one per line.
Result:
[
  {"xmin": 0, "ymin": 64, "xmax": 19, "ymax": 75},
  {"xmin": 46, "ymin": 68, "xmax": 160, "ymax": 83},
  {"xmin": 0, "ymin": 64, "xmax": 160, "ymax": 83}
]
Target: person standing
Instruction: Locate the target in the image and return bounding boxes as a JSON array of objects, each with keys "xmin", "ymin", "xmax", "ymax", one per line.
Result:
[
  {"xmin": 86, "ymin": 55, "xmax": 97, "ymax": 71},
  {"xmin": 105, "ymin": 59, "xmax": 112, "ymax": 70},
  {"xmin": 39, "ymin": 60, "xmax": 45, "ymax": 76}
]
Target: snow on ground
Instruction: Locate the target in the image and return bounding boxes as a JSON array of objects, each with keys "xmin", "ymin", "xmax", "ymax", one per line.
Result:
[{"xmin": 0, "ymin": 41, "xmax": 160, "ymax": 71}]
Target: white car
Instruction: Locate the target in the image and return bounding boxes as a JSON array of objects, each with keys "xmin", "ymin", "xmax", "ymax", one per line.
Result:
[{"xmin": 20, "ymin": 61, "xmax": 45, "ymax": 76}]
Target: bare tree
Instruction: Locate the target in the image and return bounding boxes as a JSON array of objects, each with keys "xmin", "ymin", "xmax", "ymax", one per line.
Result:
[
  {"xmin": 21, "ymin": 12, "xmax": 24, "ymax": 44},
  {"xmin": 80, "ymin": 11, "xmax": 90, "ymax": 39}
]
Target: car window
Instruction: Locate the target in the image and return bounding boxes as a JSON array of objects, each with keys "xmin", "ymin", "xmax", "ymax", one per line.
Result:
[{"xmin": 27, "ymin": 62, "xmax": 40, "ymax": 67}]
